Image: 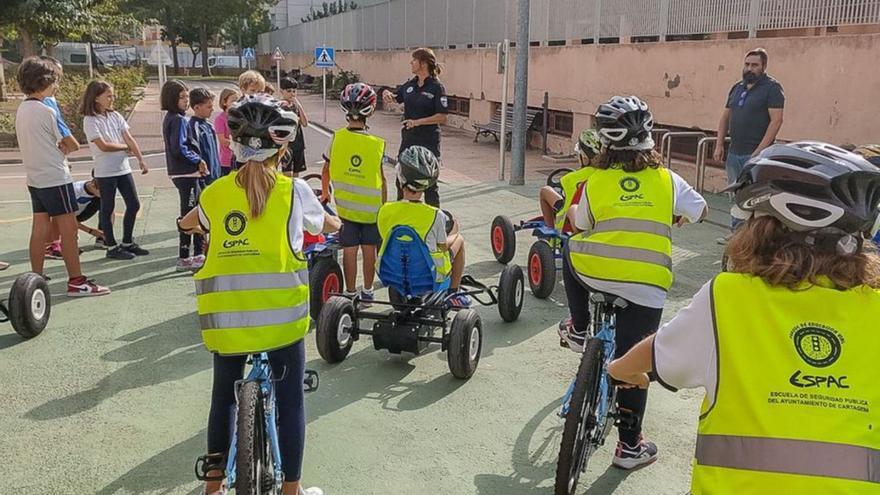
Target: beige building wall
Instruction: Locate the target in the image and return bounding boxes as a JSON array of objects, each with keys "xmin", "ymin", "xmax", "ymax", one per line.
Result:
[{"xmin": 263, "ymin": 34, "xmax": 880, "ymax": 151}]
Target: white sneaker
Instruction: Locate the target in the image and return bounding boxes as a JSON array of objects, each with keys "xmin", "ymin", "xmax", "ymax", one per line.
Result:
[
  {"xmin": 557, "ymin": 318, "xmax": 587, "ymax": 353},
  {"xmin": 300, "ymin": 487, "xmax": 324, "ymax": 495},
  {"xmin": 612, "ymin": 436, "xmax": 658, "ymax": 470},
  {"xmin": 191, "ymin": 254, "xmax": 206, "ymax": 271},
  {"xmin": 176, "ymin": 257, "xmax": 194, "ymax": 272}
]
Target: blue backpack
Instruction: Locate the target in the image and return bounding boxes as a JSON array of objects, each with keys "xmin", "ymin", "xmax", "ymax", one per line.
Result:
[{"xmin": 378, "ymin": 225, "xmax": 450, "ymax": 300}]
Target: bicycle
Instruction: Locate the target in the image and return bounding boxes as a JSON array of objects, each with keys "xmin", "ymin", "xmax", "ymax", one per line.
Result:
[
  {"xmin": 553, "ymin": 291, "xmax": 628, "ymax": 495},
  {"xmin": 195, "ymin": 354, "xmax": 319, "ymax": 494}
]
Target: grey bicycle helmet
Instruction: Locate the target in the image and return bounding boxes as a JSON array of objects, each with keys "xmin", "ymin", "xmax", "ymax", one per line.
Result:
[
  {"xmin": 574, "ymin": 129, "xmax": 601, "ymax": 159},
  {"xmin": 595, "ymin": 96, "xmax": 655, "ymax": 151},
  {"xmin": 227, "ymin": 94, "xmax": 299, "ymax": 162},
  {"xmin": 397, "ymin": 145, "xmax": 440, "ymax": 192},
  {"xmin": 727, "ymin": 141, "xmax": 880, "ymax": 241}
]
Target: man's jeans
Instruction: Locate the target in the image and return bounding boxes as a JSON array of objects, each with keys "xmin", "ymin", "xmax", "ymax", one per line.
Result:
[{"xmin": 725, "ymin": 152, "xmax": 752, "ymax": 229}]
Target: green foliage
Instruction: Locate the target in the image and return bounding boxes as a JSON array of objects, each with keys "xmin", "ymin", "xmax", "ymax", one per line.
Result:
[
  {"xmin": 301, "ymin": 1, "xmax": 358, "ymax": 23},
  {"xmin": 306, "ymin": 70, "xmax": 360, "ymax": 95}
]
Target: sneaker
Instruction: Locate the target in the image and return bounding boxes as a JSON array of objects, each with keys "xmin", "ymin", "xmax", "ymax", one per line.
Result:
[
  {"xmin": 716, "ymin": 232, "xmax": 733, "ymax": 245},
  {"xmin": 300, "ymin": 487, "xmax": 324, "ymax": 495},
  {"xmin": 45, "ymin": 245, "xmax": 63, "ymax": 260},
  {"xmin": 122, "ymin": 243, "xmax": 150, "ymax": 256},
  {"xmin": 191, "ymin": 254, "xmax": 206, "ymax": 271},
  {"xmin": 106, "ymin": 245, "xmax": 136, "ymax": 260},
  {"xmin": 360, "ymin": 288, "xmax": 374, "ymax": 308},
  {"xmin": 558, "ymin": 319, "xmax": 587, "ymax": 353},
  {"xmin": 67, "ymin": 277, "xmax": 111, "ymax": 297},
  {"xmin": 612, "ymin": 436, "xmax": 659, "ymax": 470},
  {"xmin": 447, "ymin": 290, "xmax": 472, "ymax": 308},
  {"xmin": 176, "ymin": 257, "xmax": 194, "ymax": 272},
  {"xmin": 344, "ymin": 290, "xmax": 358, "ymax": 300},
  {"xmin": 95, "ymin": 238, "xmax": 108, "ymax": 250}
]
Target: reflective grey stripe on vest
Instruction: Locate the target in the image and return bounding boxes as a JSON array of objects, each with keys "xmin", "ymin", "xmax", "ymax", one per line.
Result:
[
  {"xmin": 195, "ymin": 270, "xmax": 309, "ymax": 296},
  {"xmin": 592, "ymin": 218, "xmax": 672, "ymax": 238},
  {"xmin": 200, "ymin": 302, "xmax": 310, "ymax": 330},
  {"xmin": 569, "ymin": 239, "xmax": 673, "ymax": 271},
  {"xmin": 334, "ymin": 182, "xmax": 383, "ymax": 197},
  {"xmin": 696, "ymin": 434, "xmax": 880, "ymax": 484},
  {"xmin": 335, "ymin": 198, "xmax": 380, "ymax": 213}
]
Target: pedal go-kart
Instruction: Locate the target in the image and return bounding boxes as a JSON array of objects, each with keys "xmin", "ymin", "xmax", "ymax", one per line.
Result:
[
  {"xmin": 302, "ymin": 174, "xmax": 343, "ymax": 320},
  {"xmin": 1, "ymin": 272, "xmax": 51, "ymax": 339},
  {"xmin": 316, "ymin": 225, "xmax": 525, "ymax": 379},
  {"xmin": 490, "ymin": 167, "xmax": 573, "ymax": 299}
]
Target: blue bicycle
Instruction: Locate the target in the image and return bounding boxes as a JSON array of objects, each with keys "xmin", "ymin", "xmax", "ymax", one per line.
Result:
[
  {"xmin": 554, "ymin": 291, "xmax": 628, "ymax": 495},
  {"xmin": 195, "ymin": 355, "xmax": 319, "ymax": 494}
]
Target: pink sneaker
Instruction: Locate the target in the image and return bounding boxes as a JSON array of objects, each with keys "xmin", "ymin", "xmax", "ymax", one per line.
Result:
[
  {"xmin": 67, "ymin": 277, "xmax": 111, "ymax": 297},
  {"xmin": 45, "ymin": 241, "xmax": 63, "ymax": 260},
  {"xmin": 176, "ymin": 257, "xmax": 194, "ymax": 272},
  {"xmin": 191, "ymin": 254, "xmax": 206, "ymax": 271}
]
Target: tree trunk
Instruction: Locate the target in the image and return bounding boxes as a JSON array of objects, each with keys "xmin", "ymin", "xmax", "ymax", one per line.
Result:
[
  {"xmin": 170, "ymin": 39, "xmax": 180, "ymax": 75},
  {"xmin": 0, "ymin": 34, "xmax": 6, "ymax": 101},
  {"xmin": 19, "ymin": 28, "xmax": 37, "ymax": 58},
  {"xmin": 200, "ymin": 23, "xmax": 210, "ymax": 77}
]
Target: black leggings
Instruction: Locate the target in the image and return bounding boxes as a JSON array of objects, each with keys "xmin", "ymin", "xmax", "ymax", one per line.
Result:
[
  {"xmin": 97, "ymin": 173, "xmax": 140, "ymax": 246},
  {"xmin": 172, "ymin": 177, "xmax": 204, "ymax": 259},
  {"xmin": 207, "ymin": 340, "xmax": 307, "ymax": 482},
  {"xmin": 561, "ymin": 245, "xmax": 663, "ymax": 445}
]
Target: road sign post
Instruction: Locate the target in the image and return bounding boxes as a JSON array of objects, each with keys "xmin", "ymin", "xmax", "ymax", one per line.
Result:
[
  {"xmin": 242, "ymin": 47, "xmax": 256, "ymax": 71},
  {"xmin": 314, "ymin": 47, "xmax": 335, "ymax": 123},
  {"xmin": 272, "ymin": 46, "xmax": 284, "ymax": 92}
]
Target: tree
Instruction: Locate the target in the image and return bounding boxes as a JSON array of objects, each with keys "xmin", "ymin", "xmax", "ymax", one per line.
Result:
[{"xmin": 301, "ymin": 1, "xmax": 357, "ymax": 23}]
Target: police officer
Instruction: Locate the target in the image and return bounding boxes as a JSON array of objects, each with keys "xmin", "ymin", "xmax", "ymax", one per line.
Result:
[
  {"xmin": 178, "ymin": 94, "xmax": 339, "ymax": 495},
  {"xmin": 610, "ymin": 142, "xmax": 880, "ymax": 494},
  {"xmin": 382, "ymin": 47, "xmax": 448, "ymax": 207}
]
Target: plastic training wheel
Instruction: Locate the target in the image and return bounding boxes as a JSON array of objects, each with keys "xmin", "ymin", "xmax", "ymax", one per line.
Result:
[{"xmin": 8, "ymin": 272, "xmax": 51, "ymax": 339}]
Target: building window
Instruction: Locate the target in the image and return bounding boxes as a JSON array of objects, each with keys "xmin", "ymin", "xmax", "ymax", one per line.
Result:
[
  {"xmin": 446, "ymin": 96, "xmax": 470, "ymax": 117},
  {"xmin": 548, "ymin": 110, "xmax": 573, "ymax": 137}
]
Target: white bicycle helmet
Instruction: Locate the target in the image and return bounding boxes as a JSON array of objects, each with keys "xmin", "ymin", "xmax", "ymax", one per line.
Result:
[
  {"xmin": 595, "ymin": 96, "xmax": 655, "ymax": 151},
  {"xmin": 727, "ymin": 141, "xmax": 880, "ymax": 251}
]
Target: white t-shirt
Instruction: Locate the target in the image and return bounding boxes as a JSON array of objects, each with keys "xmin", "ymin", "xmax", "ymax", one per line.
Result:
[
  {"xmin": 572, "ymin": 169, "xmax": 708, "ymax": 308},
  {"xmin": 652, "ymin": 281, "xmax": 717, "ymax": 408},
  {"xmin": 198, "ymin": 178, "xmax": 325, "ymax": 252},
  {"xmin": 72, "ymin": 180, "xmax": 97, "ymax": 215},
  {"xmin": 15, "ymin": 99, "xmax": 71, "ymax": 188},
  {"xmin": 424, "ymin": 209, "xmax": 450, "ymax": 252},
  {"xmin": 83, "ymin": 111, "xmax": 132, "ymax": 178}
]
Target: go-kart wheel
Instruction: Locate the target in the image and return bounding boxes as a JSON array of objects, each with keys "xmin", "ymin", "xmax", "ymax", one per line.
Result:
[
  {"xmin": 490, "ymin": 215, "xmax": 516, "ymax": 264},
  {"xmin": 316, "ymin": 296, "xmax": 355, "ymax": 363},
  {"xmin": 8, "ymin": 272, "xmax": 51, "ymax": 339},
  {"xmin": 309, "ymin": 257, "xmax": 343, "ymax": 320},
  {"xmin": 497, "ymin": 264, "xmax": 524, "ymax": 322},
  {"xmin": 447, "ymin": 309, "xmax": 482, "ymax": 379},
  {"xmin": 546, "ymin": 167, "xmax": 574, "ymax": 197},
  {"xmin": 301, "ymin": 173, "xmax": 325, "ymax": 198},
  {"xmin": 528, "ymin": 241, "xmax": 557, "ymax": 299}
]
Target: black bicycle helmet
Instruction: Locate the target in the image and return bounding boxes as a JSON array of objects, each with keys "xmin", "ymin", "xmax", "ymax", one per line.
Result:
[
  {"xmin": 227, "ymin": 94, "xmax": 299, "ymax": 162},
  {"xmin": 727, "ymin": 141, "xmax": 880, "ymax": 241},
  {"xmin": 397, "ymin": 145, "xmax": 440, "ymax": 192},
  {"xmin": 340, "ymin": 82, "xmax": 377, "ymax": 121},
  {"xmin": 595, "ymin": 96, "xmax": 654, "ymax": 151}
]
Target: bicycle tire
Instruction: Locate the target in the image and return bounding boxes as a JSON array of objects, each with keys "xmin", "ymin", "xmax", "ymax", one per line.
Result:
[
  {"xmin": 554, "ymin": 337, "xmax": 604, "ymax": 495},
  {"xmin": 236, "ymin": 380, "xmax": 268, "ymax": 495}
]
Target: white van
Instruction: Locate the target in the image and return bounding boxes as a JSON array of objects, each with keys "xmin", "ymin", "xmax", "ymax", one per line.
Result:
[{"xmin": 208, "ymin": 55, "xmax": 244, "ymax": 69}]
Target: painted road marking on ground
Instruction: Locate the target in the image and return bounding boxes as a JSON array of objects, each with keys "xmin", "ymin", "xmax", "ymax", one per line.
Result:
[{"xmin": 0, "ymin": 151, "xmax": 167, "ymax": 168}]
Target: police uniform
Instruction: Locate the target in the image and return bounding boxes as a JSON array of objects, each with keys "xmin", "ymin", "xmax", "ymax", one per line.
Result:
[
  {"xmin": 394, "ymin": 76, "xmax": 448, "ymax": 207},
  {"xmin": 653, "ymin": 273, "xmax": 880, "ymax": 494}
]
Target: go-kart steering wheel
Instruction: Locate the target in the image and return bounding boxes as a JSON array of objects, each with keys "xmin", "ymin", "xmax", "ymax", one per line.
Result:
[{"xmin": 546, "ymin": 168, "xmax": 574, "ymax": 198}]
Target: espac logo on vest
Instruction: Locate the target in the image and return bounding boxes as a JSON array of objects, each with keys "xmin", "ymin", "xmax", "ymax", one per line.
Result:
[
  {"xmin": 350, "ymin": 155, "xmax": 362, "ymax": 168},
  {"xmin": 788, "ymin": 323, "xmax": 848, "ymax": 389},
  {"xmin": 223, "ymin": 211, "xmax": 250, "ymax": 249},
  {"xmin": 619, "ymin": 176, "xmax": 644, "ymax": 201}
]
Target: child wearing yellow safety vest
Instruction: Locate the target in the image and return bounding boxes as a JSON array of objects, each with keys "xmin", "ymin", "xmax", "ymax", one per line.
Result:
[
  {"xmin": 321, "ymin": 83, "xmax": 387, "ymax": 305},
  {"xmin": 179, "ymin": 94, "xmax": 339, "ymax": 495},
  {"xmin": 610, "ymin": 142, "xmax": 880, "ymax": 494},
  {"xmin": 538, "ymin": 129, "xmax": 601, "ymax": 231},
  {"xmin": 377, "ymin": 146, "xmax": 470, "ymax": 308},
  {"xmin": 559, "ymin": 96, "xmax": 708, "ymax": 470}
]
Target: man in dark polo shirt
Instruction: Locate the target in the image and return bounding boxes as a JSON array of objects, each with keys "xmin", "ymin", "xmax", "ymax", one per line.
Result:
[{"xmin": 714, "ymin": 47, "xmax": 785, "ymax": 243}]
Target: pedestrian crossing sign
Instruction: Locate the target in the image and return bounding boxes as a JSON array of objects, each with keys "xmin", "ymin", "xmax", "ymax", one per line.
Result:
[{"xmin": 315, "ymin": 47, "xmax": 335, "ymax": 68}]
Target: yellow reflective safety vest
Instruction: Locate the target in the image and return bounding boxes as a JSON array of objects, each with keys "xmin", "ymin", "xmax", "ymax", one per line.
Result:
[
  {"xmin": 568, "ymin": 166, "xmax": 674, "ymax": 291},
  {"xmin": 554, "ymin": 167, "xmax": 597, "ymax": 231},
  {"xmin": 694, "ymin": 273, "xmax": 880, "ymax": 494},
  {"xmin": 329, "ymin": 128, "xmax": 385, "ymax": 223},
  {"xmin": 377, "ymin": 201, "xmax": 451, "ymax": 282},
  {"xmin": 194, "ymin": 172, "xmax": 310, "ymax": 356}
]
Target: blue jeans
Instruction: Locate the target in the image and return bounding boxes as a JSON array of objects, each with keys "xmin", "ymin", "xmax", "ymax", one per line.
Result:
[{"xmin": 725, "ymin": 152, "xmax": 752, "ymax": 229}]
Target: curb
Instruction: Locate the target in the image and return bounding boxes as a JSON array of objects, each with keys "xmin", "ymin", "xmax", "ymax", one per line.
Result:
[{"xmin": 0, "ymin": 148, "xmax": 166, "ymax": 165}]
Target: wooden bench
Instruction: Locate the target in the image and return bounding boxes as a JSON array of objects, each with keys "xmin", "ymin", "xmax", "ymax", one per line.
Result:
[{"xmin": 473, "ymin": 105, "xmax": 543, "ymax": 149}]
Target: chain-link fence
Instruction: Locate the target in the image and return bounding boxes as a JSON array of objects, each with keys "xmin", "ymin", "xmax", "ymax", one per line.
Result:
[{"xmin": 260, "ymin": 0, "xmax": 880, "ymax": 53}]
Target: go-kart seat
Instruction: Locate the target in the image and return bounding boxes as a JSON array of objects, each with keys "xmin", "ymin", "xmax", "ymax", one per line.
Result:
[{"xmin": 378, "ymin": 225, "xmax": 451, "ymax": 301}]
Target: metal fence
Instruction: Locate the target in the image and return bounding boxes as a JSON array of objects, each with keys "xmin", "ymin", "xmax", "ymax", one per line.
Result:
[{"xmin": 259, "ymin": 0, "xmax": 880, "ymax": 53}]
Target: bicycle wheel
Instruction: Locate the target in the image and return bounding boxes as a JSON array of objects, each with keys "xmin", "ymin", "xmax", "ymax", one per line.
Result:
[
  {"xmin": 236, "ymin": 380, "xmax": 271, "ymax": 494},
  {"xmin": 555, "ymin": 338, "xmax": 604, "ymax": 495}
]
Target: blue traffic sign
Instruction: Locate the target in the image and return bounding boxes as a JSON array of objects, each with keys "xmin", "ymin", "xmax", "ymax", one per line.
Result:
[
  {"xmin": 315, "ymin": 47, "xmax": 335, "ymax": 68},
  {"xmin": 242, "ymin": 48, "xmax": 256, "ymax": 61}
]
